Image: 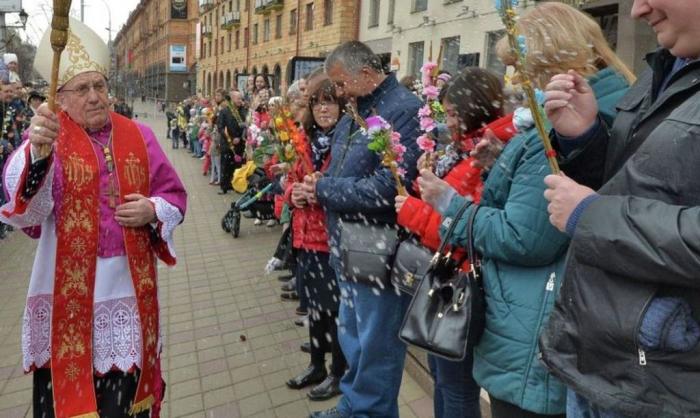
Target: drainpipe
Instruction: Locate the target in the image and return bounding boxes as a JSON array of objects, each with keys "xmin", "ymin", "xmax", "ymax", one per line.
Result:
[
  {"xmin": 353, "ymin": 0, "xmax": 361, "ymax": 41},
  {"xmin": 295, "ymin": 0, "xmax": 300, "ymax": 57},
  {"xmin": 246, "ymin": 1, "xmax": 251, "ymax": 72}
]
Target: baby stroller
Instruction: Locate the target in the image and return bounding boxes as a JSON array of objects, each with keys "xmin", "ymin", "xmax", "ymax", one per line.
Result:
[{"xmin": 221, "ymin": 168, "xmax": 276, "ymax": 238}]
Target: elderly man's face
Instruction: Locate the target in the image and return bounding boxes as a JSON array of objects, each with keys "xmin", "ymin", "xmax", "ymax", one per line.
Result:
[
  {"xmin": 231, "ymin": 92, "xmax": 244, "ymax": 107},
  {"xmin": 7, "ymin": 62, "xmax": 18, "ymax": 72},
  {"xmin": 57, "ymin": 72, "xmax": 110, "ymax": 130}
]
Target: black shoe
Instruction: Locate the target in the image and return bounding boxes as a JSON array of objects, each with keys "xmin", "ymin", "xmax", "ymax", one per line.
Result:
[
  {"xmin": 295, "ymin": 306, "xmax": 308, "ymax": 316},
  {"xmin": 309, "ymin": 407, "xmax": 347, "ymax": 418},
  {"xmin": 307, "ymin": 375, "xmax": 342, "ymax": 401},
  {"xmin": 217, "ymin": 190, "xmax": 229, "ymax": 195},
  {"xmin": 281, "ymin": 292, "xmax": 299, "ymax": 301},
  {"xmin": 280, "ymin": 281, "xmax": 296, "ymax": 292},
  {"xmin": 277, "ymin": 274, "xmax": 293, "ymax": 282},
  {"xmin": 300, "ymin": 342, "xmax": 311, "ymax": 353},
  {"xmin": 294, "ymin": 315, "xmax": 309, "ymax": 327},
  {"xmin": 286, "ymin": 365, "xmax": 327, "ymax": 390}
]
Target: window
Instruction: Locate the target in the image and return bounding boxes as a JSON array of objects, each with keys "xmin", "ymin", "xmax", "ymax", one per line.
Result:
[
  {"xmin": 324, "ymin": 0, "xmax": 333, "ymax": 26},
  {"xmin": 228, "ymin": 32, "xmax": 232, "ymax": 52},
  {"xmin": 221, "ymin": 36, "xmax": 225, "ymax": 54},
  {"xmin": 229, "ymin": 0, "xmax": 233, "ymax": 12},
  {"xmin": 485, "ymin": 30, "xmax": 506, "ymax": 76},
  {"xmin": 215, "ymin": 38, "xmax": 218, "ymax": 55},
  {"xmin": 387, "ymin": 0, "xmax": 395, "ymax": 24},
  {"xmin": 441, "ymin": 36, "xmax": 460, "ymax": 75},
  {"xmin": 290, "ymin": 9, "xmax": 298, "ymax": 34},
  {"xmin": 236, "ymin": 0, "xmax": 240, "ymax": 10},
  {"xmin": 263, "ymin": 18, "xmax": 270, "ymax": 42},
  {"xmin": 235, "ymin": 30, "xmax": 240, "ymax": 49},
  {"xmin": 253, "ymin": 23, "xmax": 259, "ymax": 44},
  {"xmin": 244, "ymin": 27, "xmax": 249, "ymax": 47},
  {"xmin": 275, "ymin": 14, "xmax": 282, "ymax": 38},
  {"xmin": 369, "ymin": 0, "xmax": 380, "ymax": 28},
  {"xmin": 244, "ymin": 0, "xmax": 248, "ymax": 11},
  {"xmin": 412, "ymin": 0, "xmax": 427, "ymax": 12},
  {"xmin": 408, "ymin": 41, "xmax": 424, "ymax": 78},
  {"xmin": 305, "ymin": 3, "xmax": 314, "ymax": 31}
]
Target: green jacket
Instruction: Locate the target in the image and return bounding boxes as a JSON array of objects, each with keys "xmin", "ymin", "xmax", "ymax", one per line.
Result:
[{"xmin": 441, "ymin": 68, "xmax": 629, "ymax": 414}]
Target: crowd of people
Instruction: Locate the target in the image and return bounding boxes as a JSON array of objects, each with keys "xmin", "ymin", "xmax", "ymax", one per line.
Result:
[{"xmin": 1, "ymin": 0, "xmax": 699, "ymax": 417}]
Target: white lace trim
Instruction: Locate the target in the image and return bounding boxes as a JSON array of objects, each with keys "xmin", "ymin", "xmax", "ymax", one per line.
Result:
[
  {"xmin": 0, "ymin": 143, "xmax": 54, "ymax": 228},
  {"xmin": 22, "ymin": 295, "xmax": 144, "ymax": 374},
  {"xmin": 149, "ymin": 196, "xmax": 182, "ymax": 258}
]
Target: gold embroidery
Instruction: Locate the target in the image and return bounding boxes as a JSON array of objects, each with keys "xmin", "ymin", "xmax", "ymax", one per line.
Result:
[
  {"xmin": 65, "ymin": 362, "xmax": 80, "ymax": 382},
  {"xmin": 61, "ymin": 260, "xmax": 89, "ymax": 297},
  {"xmin": 66, "ymin": 299, "xmax": 82, "ymax": 318},
  {"xmin": 124, "ymin": 153, "xmax": 147, "ymax": 190},
  {"xmin": 65, "ymin": 154, "xmax": 95, "ymax": 189},
  {"xmin": 134, "ymin": 263, "xmax": 154, "ymax": 292},
  {"xmin": 61, "ymin": 30, "xmax": 108, "ymax": 86},
  {"xmin": 57, "ymin": 324, "xmax": 87, "ymax": 360},
  {"xmin": 70, "ymin": 237, "xmax": 87, "ymax": 256},
  {"xmin": 63, "ymin": 199, "xmax": 94, "ymax": 234}
]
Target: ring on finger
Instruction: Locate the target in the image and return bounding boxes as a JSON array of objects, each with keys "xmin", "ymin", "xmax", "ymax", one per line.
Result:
[{"xmin": 33, "ymin": 125, "xmax": 42, "ymax": 133}]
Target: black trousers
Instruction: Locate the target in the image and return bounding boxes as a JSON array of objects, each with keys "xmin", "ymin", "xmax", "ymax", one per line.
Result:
[
  {"xmin": 33, "ymin": 368, "xmax": 150, "ymax": 418},
  {"xmin": 220, "ymin": 151, "xmax": 235, "ymax": 192},
  {"xmin": 309, "ymin": 311, "xmax": 346, "ymax": 377},
  {"xmin": 489, "ymin": 395, "xmax": 565, "ymax": 418}
]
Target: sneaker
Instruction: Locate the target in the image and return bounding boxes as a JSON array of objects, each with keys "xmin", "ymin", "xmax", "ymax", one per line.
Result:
[
  {"xmin": 277, "ymin": 273, "xmax": 293, "ymax": 282},
  {"xmin": 266, "ymin": 219, "xmax": 277, "ymax": 227},
  {"xmin": 307, "ymin": 375, "xmax": 342, "ymax": 401},
  {"xmin": 254, "ymin": 219, "xmax": 262, "ymax": 225},
  {"xmin": 309, "ymin": 407, "xmax": 347, "ymax": 418},
  {"xmin": 294, "ymin": 315, "xmax": 309, "ymax": 327},
  {"xmin": 280, "ymin": 292, "xmax": 299, "ymax": 301}
]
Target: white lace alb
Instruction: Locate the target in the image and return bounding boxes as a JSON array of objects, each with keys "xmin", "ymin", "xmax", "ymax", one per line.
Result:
[{"xmin": 22, "ymin": 294, "xmax": 143, "ymax": 373}]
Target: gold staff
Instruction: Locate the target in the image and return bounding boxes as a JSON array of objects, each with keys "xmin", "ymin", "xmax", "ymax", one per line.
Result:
[{"xmin": 38, "ymin": 0, "xmax": 73, "ymax": 158}]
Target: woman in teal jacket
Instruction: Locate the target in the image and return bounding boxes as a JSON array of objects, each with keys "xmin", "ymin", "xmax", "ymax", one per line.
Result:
[{"xmin": 417, "ymin": 3, "xmax": 634, "ymax": 417}]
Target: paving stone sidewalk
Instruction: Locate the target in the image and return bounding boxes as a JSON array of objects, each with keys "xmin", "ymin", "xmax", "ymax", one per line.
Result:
[{"xmin": 0, "ymin": 101, "xmax": 434, "ymax": 418}]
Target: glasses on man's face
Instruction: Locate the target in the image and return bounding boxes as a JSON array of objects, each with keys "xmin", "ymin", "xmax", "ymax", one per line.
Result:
[{"xmin": 60, "ymin": 80, "xmax": 108, "ymax": 97}]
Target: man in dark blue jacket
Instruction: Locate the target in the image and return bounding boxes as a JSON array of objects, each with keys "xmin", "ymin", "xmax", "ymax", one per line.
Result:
[{"xmin": 303, "ymin": 41, "xmax": 422, "ymax": 418}]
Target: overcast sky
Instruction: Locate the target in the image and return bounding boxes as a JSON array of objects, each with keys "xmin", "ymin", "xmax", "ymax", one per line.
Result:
[{"xmin": 17, "ymin": 0, "xmax": 140, "ymax": 45}]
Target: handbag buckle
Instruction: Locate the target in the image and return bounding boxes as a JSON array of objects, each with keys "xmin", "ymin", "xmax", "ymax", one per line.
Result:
[{"xmin": 404, "ymin": 272, "xmax": 414, "ymax": 287}]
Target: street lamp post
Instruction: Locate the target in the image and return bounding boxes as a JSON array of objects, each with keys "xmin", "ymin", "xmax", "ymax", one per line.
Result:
[{"xmin": 0, "ymin": 8, "xmax": 28, "ymax": 56}]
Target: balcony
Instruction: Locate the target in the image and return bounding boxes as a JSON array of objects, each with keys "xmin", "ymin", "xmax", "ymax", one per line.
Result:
[
  {"xmin": 199, "ymin": 0, "xmax": 215, "ymax": 14},
  {"xmin": 221, "ymin": 11, "xmax": 241, "ymax": 30},
  {"xmin": 254, "ymin": 0, "xmax": 283, "ymax": 14},
  {"xmin": 201, "ymin": 24, "xmax": 213, "ymax": 38}
]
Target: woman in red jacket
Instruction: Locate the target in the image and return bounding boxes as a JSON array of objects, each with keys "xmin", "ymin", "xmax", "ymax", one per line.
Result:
[
  {"xmin": 396, "ymin": 68, "xmax": 517, "ymax": 418},
  {"xmin": 285, "ymin": 78, "xmax": 347, "ymax": 401}
]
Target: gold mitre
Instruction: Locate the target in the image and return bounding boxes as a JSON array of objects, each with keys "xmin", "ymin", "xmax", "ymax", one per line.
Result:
[{"xmin": 34, "ymin": 17, "xmax": 109, "ymax": 88}]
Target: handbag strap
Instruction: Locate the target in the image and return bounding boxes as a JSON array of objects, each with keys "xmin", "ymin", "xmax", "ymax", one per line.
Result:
[
  {"xmin": 466, "ymin": 205, "xmax": 481, "ymax": 268},
  {"xmin": 436, "ymin": 198, "xmax": 473, "ymax": 256}
]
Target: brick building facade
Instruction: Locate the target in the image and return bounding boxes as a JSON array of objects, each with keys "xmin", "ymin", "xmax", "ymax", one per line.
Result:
[
  {"xmin": 197, "ymin": 0, "xmax": 359, "ymax": 97},
  {"xmin": 113, "ymin": 0, "xmax": 199, "ymax": 103}
]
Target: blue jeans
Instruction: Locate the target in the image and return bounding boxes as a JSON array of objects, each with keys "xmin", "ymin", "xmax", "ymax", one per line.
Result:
[
  {"xmin": 428, "ymin": 353, "xmax": 481, "ymax": 418},
  {"xmin": 335, "ymin": 278, "xmax": 411, "ymax": 418},
  {"xmin": 567, "ymin": 390, "xmax": 630, "ymax": 418},
  {"xmin": 193, "ymin": 138, "xmax": 203, "ymax": 157}
]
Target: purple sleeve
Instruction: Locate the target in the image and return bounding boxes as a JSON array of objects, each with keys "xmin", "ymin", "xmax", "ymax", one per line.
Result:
[{"xmin": 138, "ymin": 123, "xmax": 187, "ymax": 219}]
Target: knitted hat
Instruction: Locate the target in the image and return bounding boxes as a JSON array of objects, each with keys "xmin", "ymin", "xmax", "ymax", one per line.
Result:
[{"xmin": 437, "ymin": 73, "xmax": 452, "ymax": 83}]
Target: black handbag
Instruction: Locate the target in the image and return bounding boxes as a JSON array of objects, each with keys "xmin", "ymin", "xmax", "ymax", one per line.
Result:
[
  {"xmin": 339, "ymin": 221, "xmax": 399, "ymax": 289},
  {"xmin": 391, "ymin": 236, "xmax": 433, "ymax": 295},
  {"xmin": 399, "ymin": 201, "xmax": 486, "ymax": 361}
]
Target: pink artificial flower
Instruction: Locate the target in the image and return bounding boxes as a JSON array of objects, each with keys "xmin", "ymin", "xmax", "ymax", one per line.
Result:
[
  {"xmin": 423, "ymin": 85, "xmax": 439, "ymax": 100},
  {"xmin": 396, "ymin": 167, "xmax": 407, "ymax": 177},
  {"xmin": 420, "ymin": 117, "xmax": 436, "ymax": 133},
  {"xmin": 390, "ymin": 131, "xmax": 402, "ymax": 144},
  {"xmin": 421, "ymin": 62, "xmax": 438, "ymax": 87},
  {"xmin": 234, "ymin": 155, "xmax": 243, "ymax": 163},
  {"xmin": 418, "ymin": 105, "xmax": 432, "ymax": 118},
  {"xmin": 417, "ymin": 134, "xmax": 436, "ymax": 152},
  {"xmin": 392, "ymin": 143, "xmax": 407, "ymax": 160},
  {"xmin": 365, "ymin": 115, "xmax": 390, "ymax": 135}
]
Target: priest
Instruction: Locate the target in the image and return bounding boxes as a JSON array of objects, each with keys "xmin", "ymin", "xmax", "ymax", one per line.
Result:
[{"xmin": 0, "ymin": 18, "xmax": 187, "ymax": 418}]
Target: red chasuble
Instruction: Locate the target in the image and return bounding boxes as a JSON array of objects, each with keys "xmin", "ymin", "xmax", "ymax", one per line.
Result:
[{"xmin": 51, "ymin": 112, "xmax": 159, "ymax": 417}]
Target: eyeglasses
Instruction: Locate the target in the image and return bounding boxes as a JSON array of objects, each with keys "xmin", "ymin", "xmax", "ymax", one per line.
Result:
[{"xmin": 60, "ymin": 80, "xmax": 108, "ymax": 97}]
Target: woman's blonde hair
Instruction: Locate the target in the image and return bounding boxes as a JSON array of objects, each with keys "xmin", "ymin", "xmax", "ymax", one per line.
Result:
[{"xmin": 496, "ymin": 2, "xmax": 635, "ymax": 87}]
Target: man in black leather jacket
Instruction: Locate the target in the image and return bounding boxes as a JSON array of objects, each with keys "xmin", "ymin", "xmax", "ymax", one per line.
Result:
[{"xmin": 540, "ymin": 1, "xmax": 700, "ymax": 417}]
